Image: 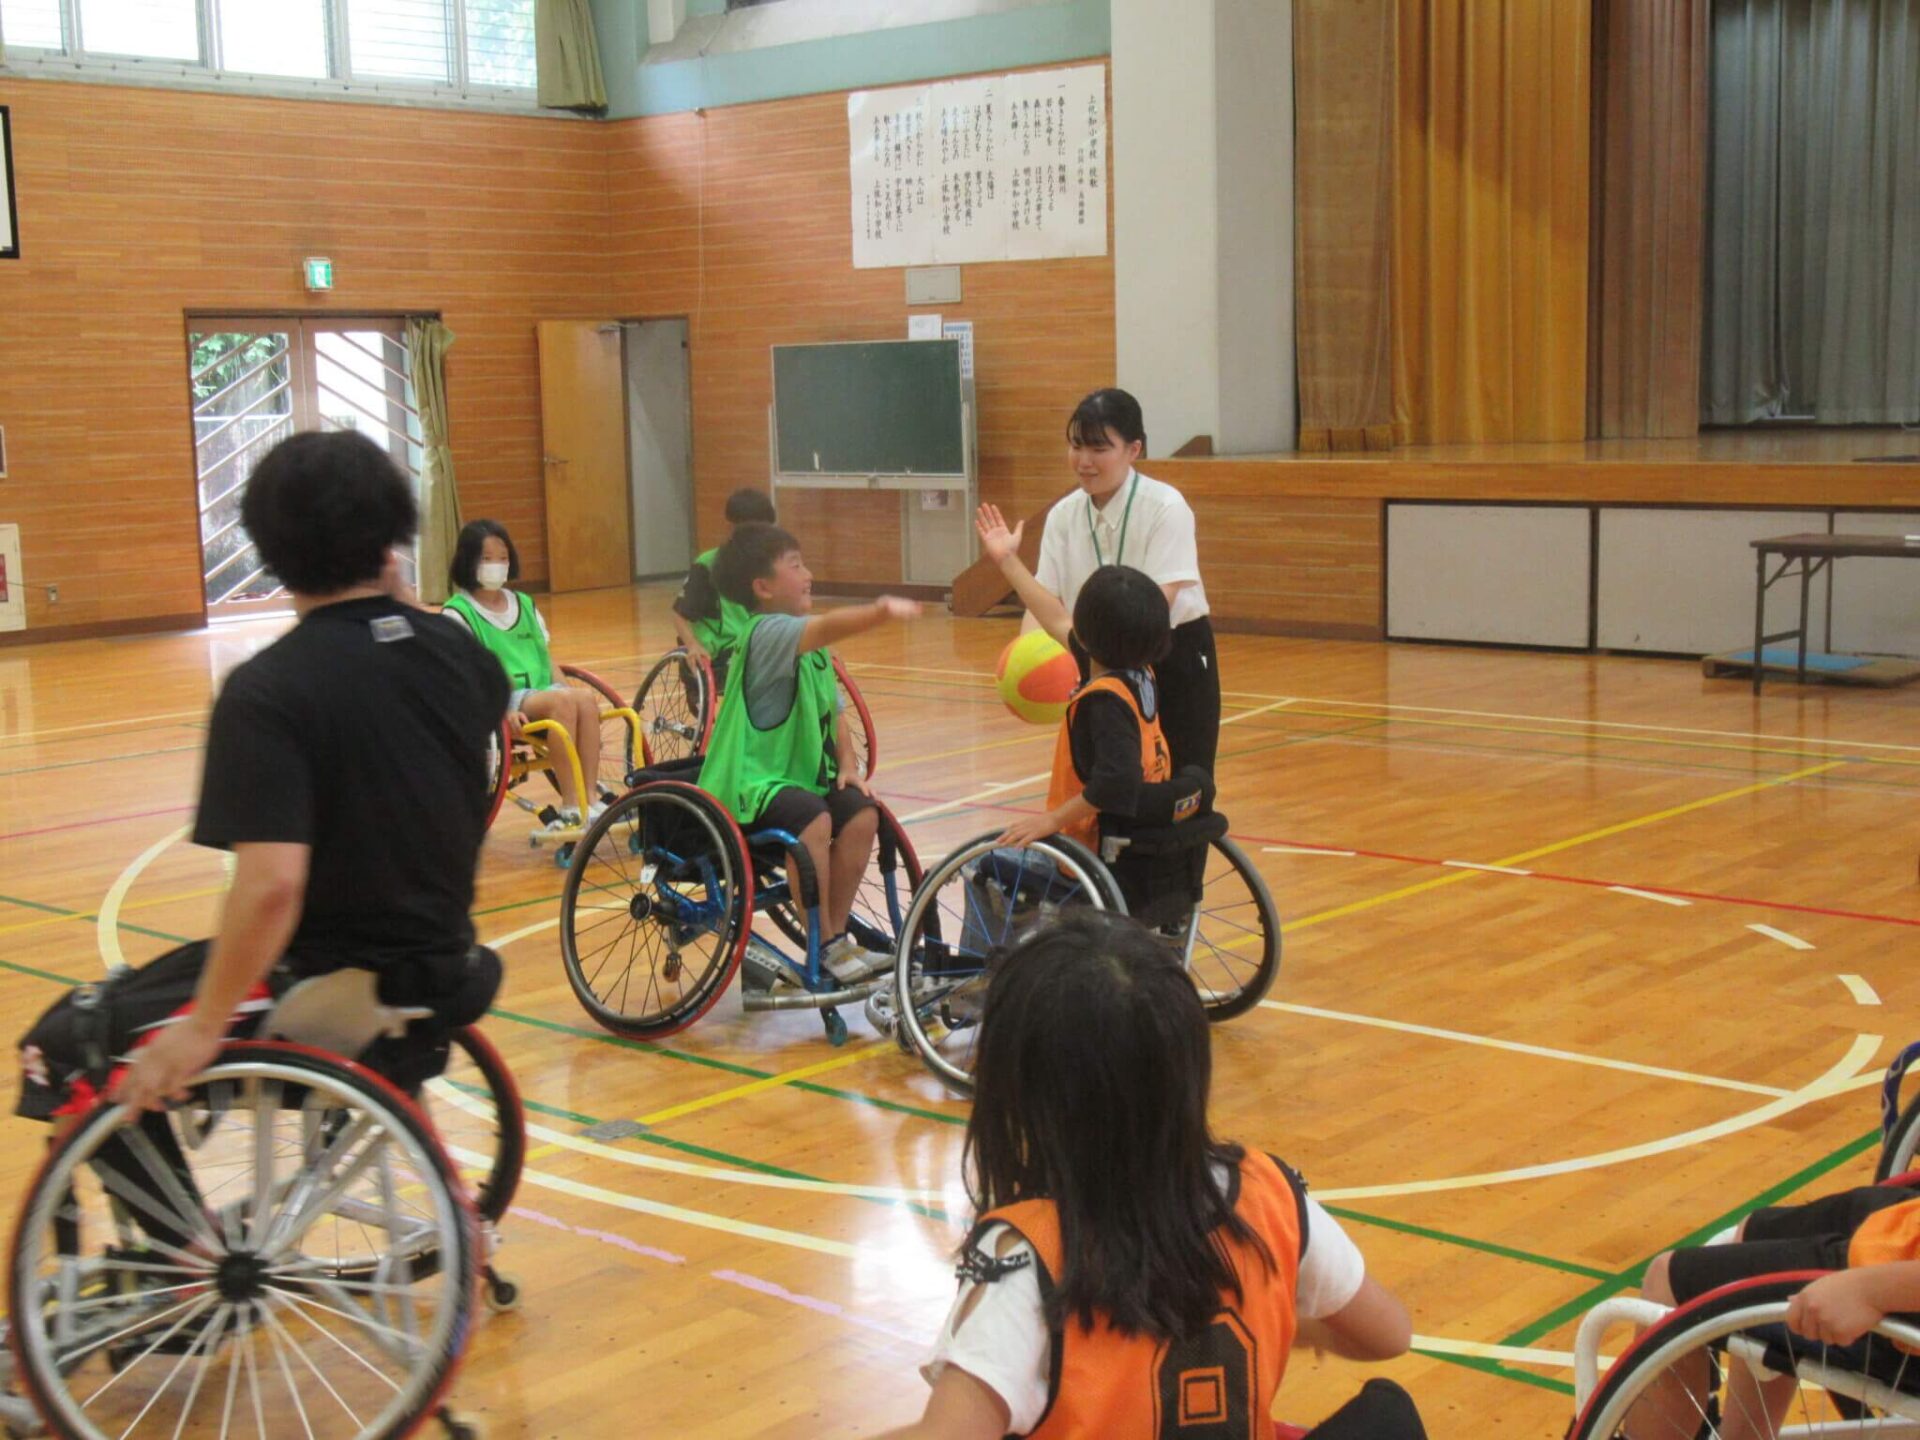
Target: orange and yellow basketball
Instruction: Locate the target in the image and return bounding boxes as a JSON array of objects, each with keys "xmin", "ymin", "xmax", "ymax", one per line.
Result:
[{"xmin": 995, "ymin": 630, "xmax": 1078, "ymax": 726}]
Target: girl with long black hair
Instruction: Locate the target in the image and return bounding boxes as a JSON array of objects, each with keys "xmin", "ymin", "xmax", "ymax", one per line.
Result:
[{"xmin": 873, "ymin": 912, "xmax": 1425, "ymax": 1440}]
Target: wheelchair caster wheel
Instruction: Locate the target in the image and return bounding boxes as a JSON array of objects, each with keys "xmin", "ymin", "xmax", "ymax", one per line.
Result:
[
  {"xmin": 628, "ymin": 832, "xmax": 644, "ymax": 854},
  {"xmin": 484, "ymin": 1267, "xmax": 522, "ymax": 1313},
  {"xmin": 554, "ymin": 843, "xmax": 574, "ymax": 869},
  {"xmin": 822, "ymin": 1008, "xmax": 848, "ymax": 1047},
  {"xmin": 439, "ymin": 1408, "xmax": 484, "ymax": 1440}
]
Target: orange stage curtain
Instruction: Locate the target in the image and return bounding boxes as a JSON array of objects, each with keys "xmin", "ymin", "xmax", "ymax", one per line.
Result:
[
  {"xmin": 1392, "ymin": 0, "xmax": 1592, "ymax": 445},
  {"xmin": 1293, "ymin": 0, "xmax": 1397, "ymax": 454},
  {"xmin": 1588, "ymin": 0, "xmax": 1709, "ymax": 438}
]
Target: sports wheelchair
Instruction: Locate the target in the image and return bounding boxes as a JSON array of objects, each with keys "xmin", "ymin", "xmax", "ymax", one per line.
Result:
[
  {"xmin": 483, "ymin": 664, "xmax": 644, "ymax": 865},
  {"xmin": 556, "ymin": 756, "xmax": 921, "ymax": 1048},
  {"xmin": 629, "ymin": 648, "xmax": 879, "ymax": 780},
  {"xmin": 0, "ymin": 970, "xmax": 525, "ymax": 1440},
  {"xmin": 1565, "ymin": 1045, "xmax": 1920, "ymax": 1440},
  {"xmin": 868, "ymin": 804, "xmax": 1282, "ymax": 1094}
]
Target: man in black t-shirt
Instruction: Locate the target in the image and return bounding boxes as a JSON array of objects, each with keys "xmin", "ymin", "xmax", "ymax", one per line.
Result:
[{"xmin": 17, "ymin": 430, "xmax": 508, "ymax": 1121}]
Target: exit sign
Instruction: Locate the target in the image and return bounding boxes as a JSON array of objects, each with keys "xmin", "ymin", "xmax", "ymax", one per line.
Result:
[{"xmin": 303, "ymin": 257, "xmax": 334, "ymax": 292}]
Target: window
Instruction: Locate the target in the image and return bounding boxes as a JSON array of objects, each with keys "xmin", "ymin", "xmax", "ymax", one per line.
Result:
[
  {"xmin": 0, "ymin": 0, "xmax": 537, "ymax": 103},
  {"xmin": 217, "ymin": 0, "xmax": 329, "ymax": 79},
  {"xmin": 77, "ymin": 0, "xmax": 198, "ymax": 59}
]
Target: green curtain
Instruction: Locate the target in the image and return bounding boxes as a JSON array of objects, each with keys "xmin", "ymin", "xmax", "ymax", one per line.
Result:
[
  {"xmin": 536, "ymin": 0, "xmax": 607, "ymax": 111},
  {"xmin": 407, "ymin": 318, "xmax": 461, "ymax": 606}
]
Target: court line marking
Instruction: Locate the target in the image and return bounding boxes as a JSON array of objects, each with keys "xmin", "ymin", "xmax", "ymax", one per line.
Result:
[
  {"xmin": 1313, "ymin": 1035, "xmax": 1880, "ymax": 1202},
  {"xmin": 1258, "ymin": 1000, "xmax": 1790, "ymax": 1097},
  {"xmin": 1413, "ymin": 1336, "xmax": 1580, "ymax": 1370},
  {"xmin": 96, "ymin": 826, "xmax": 192, "ymax": 971},
  {"xmin": 1262, "ymin": 845, "xmax": 1356, "ymax": 858},
  {"xmin": 1839, "ymin": 974, "xmax": 1880, "ymax": 1005},
  {"xmin": 1608, "ymin": 886, "xmax": 1692, "ymax": 907},
  {"xmin": 847, "ymin": 659, "xmax": 1920, "ymax": 756},
  {"xmin": 0, "ymin": 709, "xmax": 209, "ymax": 747},
  {"xmin": 445, "ymin": 1142, "xmax": 864, "ymax": 1259},
  {"xmin": 636, "ymin": 1044, "xmax": 896, "ymax": 1127},
  {"xmin": 1748, "ymin": 923, "xmax": 1813, "ymax": 951},
  {"xmin": 0, "ymin": 882, "xmax": 228, "ymax": 942},
  {"xmin": 1282, "ymin": 760, "xmax": 1844, "ymax": 935},
  {"xmin": 1444, "ymin": 860, "xmax": 1532, "ymax": 876},
  {"xmin": 434, "ymin": 1083, "xmax": 954, "ymax": 1205},
  {"xmin": 0, "ymin": 804, "xmax": 194, "ymax": 846}
]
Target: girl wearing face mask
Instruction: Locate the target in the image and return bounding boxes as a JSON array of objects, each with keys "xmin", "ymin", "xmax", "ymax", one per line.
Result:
[{"xmin": 442, "ymin": 518, "xmax": 604, "ymax": 832}]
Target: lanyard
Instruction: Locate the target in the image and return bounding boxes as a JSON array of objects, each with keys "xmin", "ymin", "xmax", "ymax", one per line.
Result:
[{"xmin": 1088, "ymin": 473, "xmax": 1140, "ymax": 569}]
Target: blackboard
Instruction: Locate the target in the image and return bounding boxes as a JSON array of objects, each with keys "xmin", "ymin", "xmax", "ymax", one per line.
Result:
[{"xmin": 771, "ymin": 340, "xmax": 966, "ymax": 478}]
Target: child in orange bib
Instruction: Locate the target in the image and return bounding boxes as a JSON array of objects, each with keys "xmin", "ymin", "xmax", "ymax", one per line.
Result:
[
  {"xmin": 977, "ymin": 505, "xmax": 1197, "ymax": 851},
  {"xmin": 868, "ymin": 912, "xmax": 1423, "ymax": 1440}
]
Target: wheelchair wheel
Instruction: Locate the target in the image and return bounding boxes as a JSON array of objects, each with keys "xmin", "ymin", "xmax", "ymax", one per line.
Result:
[
  {"xmin": 891, "ymin": 834, "xmax": 1121, "ymax": 1095},
  {"xmin": 558, "ymin": 665, "xmax": 640, "ymax": 801},
  {"xmin": 760, "ymin": 800, "xmax": 923, "ymax": 962},
  {"xmin": 1878, "ymin": 1080, "xmax": 1920, "ymax": 1180},
  {"xmin": 482, "ymin": 720, "xmax": 511, "ymax": 831},
  {"xmin": 1572, "ymin": 1275, "xmax": 1920, "ymax": 1440},
  {"xmin": 422, "ymin": 1027, "xmax": 525, "ymax": 1226},
  {"xmin": 9, "ymin": 1042, "xmax": 476, "ymax": 1440},
  {"xmin": 631, "ymin": 648, "xmax": 713, "ymax": 766},
  {"xmin": 1180, "ymin": 836, "xmax": 1281, "ymax": 1021},
  {"xmin": 559, "ymin": 781, "xmax": 752, "ymax": 1038},
  {"xmin": 832, "ymin": 657, "xmax": 879, "ymax": 781}
]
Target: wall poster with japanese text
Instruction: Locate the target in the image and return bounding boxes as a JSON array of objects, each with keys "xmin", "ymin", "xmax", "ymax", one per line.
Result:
[{"xmin": 848, "ymin": 65, "xmax": 1106, "ymax": 270}]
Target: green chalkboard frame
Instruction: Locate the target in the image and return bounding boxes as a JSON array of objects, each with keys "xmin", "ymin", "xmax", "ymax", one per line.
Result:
[{"xmin": 770, "ymin": 340, "xmax": 968, "ymax": 481}]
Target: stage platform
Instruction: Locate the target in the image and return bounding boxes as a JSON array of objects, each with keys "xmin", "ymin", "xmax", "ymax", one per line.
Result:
[{"xmin": 1144, "ymin": 428, "xmax": 1920, "ymax": 642}]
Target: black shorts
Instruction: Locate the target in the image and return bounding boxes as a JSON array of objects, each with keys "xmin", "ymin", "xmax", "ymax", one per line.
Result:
[
  {"xmin": 1668, "ymin": 1186, "xmax": 1920, "ymax": 1302},
  {"xmin": 16, "ymin": 940, "xmax": 501, "ymax": 1120},
  {"xmin": 746, "ymin": 784, "xmax": 876, "ymax": 840}
]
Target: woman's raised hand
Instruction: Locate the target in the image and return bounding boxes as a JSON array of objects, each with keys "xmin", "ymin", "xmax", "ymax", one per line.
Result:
[{"xmin": 974, "ymin": 503, "xmax": 1024, "ymax": 565}]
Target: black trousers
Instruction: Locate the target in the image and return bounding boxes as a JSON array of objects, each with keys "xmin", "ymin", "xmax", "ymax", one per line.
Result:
[
  {"xmin": 1157, "ymin": 615, "xmax": 1221, "ymax": 775},
  {"xmin": 1304, "ymin": 1379, "xmax": 1428, "ymax": 1440}
]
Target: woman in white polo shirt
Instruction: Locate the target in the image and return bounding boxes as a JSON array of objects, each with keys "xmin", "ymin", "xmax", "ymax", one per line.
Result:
[{"xmin": 1028, "ymin": 387, "xmax": 1220, "ymax": 774}]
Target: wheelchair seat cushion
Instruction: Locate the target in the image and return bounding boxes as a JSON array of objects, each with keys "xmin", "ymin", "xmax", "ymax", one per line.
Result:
[{"xmin": 627, "ymin": 754, "xmax": 707, "ymax": 788}]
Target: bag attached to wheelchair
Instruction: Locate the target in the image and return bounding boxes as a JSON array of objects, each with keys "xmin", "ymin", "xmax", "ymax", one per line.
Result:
[{"xmin": 1098, "ymin": 765, "xmax": 1225, "ymax": 931}]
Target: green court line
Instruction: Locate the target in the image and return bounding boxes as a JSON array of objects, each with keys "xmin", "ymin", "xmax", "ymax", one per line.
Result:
[
  {"xmin": 474, "ymin": 892, "xmax": 564, "ymax": 919},
  {"xmin": 1323, "ymin": 1205, "xmax": 1613, "ymax": 1282},
  {"xmin": 1418, "ymin": 1348, "xmax": 1576, "ymax": 1397},
  {"xmin": 0, "ymin": 744, "xmax": 203, "ymax": 780},
  {"xmin": 486, "ymin": 1005, "xmax": 968, "ymax": 1128},
  {"xmin": 1500, "ymin": 1127, "xmax": 1882, "ymax": 1351},
  {"xmin": 0, "ymin": 890, "xmax": 190, "ymax": 947},
  {"xmin": 449, "ymin": 1068, "xmax": 952, "ymax": 1220}
]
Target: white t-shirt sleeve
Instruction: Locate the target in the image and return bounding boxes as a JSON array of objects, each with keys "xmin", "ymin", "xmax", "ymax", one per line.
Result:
[
  {"xmin": 922, "ymin": 1224, "xmax": 1051, "ymax": 1435},
  {"xmin": 528, "ymin": 599, "xmax": 550, "ymax": 644},
  {"xmin": 1138, "ymin": 492, "xmax": 1202, "ymax": 589},
  {"xmin": 1297, "ymin": 1195, "xmax": 1367, "ymax": 1319},
  {"xmin": 1034, "ymin": 507, "xmax": 1069, "ymax": 599},
  {"xmin": 439, "ymin": 605, "xmax": 473, "ymax": 636}
]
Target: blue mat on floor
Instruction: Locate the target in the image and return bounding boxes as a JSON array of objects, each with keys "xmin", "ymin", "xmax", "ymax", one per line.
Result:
[{"xmin": 1725, "ymin": 648, "xmax": 1870, "ymax": 673}]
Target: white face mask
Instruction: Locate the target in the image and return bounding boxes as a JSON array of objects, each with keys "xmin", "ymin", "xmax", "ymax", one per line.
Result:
[{"xmin": 476, "ymin": 562, "xmax": 510, "ymax": 591}]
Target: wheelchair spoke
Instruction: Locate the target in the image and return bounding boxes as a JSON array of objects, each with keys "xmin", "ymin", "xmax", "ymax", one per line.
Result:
[
  {"xmin": 161, "ymin": 1301, "xmax": 233, "ymax": 1440},
  {"xmin": 63, "ymin": 1291, "xmax": 214, "ymax": 1382},
  {"xmin": 260, "ymin": 1303, "xmax": 331, "ymax": 1438}
]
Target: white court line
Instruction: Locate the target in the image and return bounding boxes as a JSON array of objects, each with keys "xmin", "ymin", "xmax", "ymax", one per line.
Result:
[
  {"xmin": 1263, "ymin": 845, "xmax": 1357, "ymax": 858},
  {"xmin": 436, "ymin": 1083, "xmax": 956, "ymax": 1206},
  {"xmin": 1214, "ymin": 689, "xmax": 1920, "ymax": 756},
  {"xmin": 1413, "ymin": 1335, "xmax": 1581, "ymax": 1370},
  {"xmin": 446, "ymin": 1143, "xmax": 866, "ymax": 1260},
  {"xmin": 1314, "ymin": 1035, "xmax": 1881, "ymax": 1201},
  {"xmin": 1748, "ymin": 923, "xmax": 1814, "ymax": 951},
  {"xmin": 1259, "ymin": 1000, "xmax": 1790, "ymax": 1097},
  {"xmin": 1608, "ymin": 885, "xmax": 1692, "ymax": 907},
  {"xmin": 1839, "ymin": 974, "xmax": 1881, "ymax": 1006},
  {"xmin": 1443, "ymin": 861, "xmax": 1533, "ymax": 876},
  {"xmin": 96, "ymin": 825, "xmax": 192, "ymax": 972},
  {"xmin": 1, "ymin": 709, "xmax": 209, "ymax": 747}
]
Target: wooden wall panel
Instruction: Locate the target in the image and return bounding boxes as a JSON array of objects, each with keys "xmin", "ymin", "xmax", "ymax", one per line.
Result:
[
  {"xmin": 0, "ymin": 79, "xmax": 609, "ymax": 638},
  {"xmin": 603, "ymin": 72, "xmax": 1116, "ymax": 587}
]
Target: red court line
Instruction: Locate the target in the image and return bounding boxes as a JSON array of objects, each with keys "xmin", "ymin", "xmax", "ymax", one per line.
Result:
[
  {"xmin": 880, "ymin": 787, "xmax": 1920, "ymax": 933},
  {"xmin": 0, "ymin": 805, "xmax": 193, "ymax": 845}
]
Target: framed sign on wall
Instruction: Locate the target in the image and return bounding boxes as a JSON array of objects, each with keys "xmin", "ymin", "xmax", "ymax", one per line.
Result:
[{"xmin": 1, "ymin": 106, "xmax": 17, "ymax": 260}]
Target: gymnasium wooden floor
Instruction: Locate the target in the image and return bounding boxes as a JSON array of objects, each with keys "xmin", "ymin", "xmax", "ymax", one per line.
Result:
[{"xmin": 5, "ymin": 584, "xmax": 1919, "ymax": 1438}]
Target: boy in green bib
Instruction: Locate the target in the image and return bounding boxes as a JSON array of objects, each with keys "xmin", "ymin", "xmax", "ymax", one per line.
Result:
[
  {"xmin": 697, "ymin": 523, "xmax": 922, "ymax": 983},
  {"xmin": 671, "ymin": 487, "xmax": 777, "ymax": 691}
]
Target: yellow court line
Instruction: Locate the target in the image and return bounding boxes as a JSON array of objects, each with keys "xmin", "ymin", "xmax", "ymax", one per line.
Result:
[
  {"xmin": 0, "ymin": 882, "xmax": 228, "ymax": 941},
  {"xmin": 636, "ymin": 1043, "xmax": 895, "ymax": 1128},
  {"xmin": 1282, "ymin": 759, "xmax": 1845, "ymax": 935},
  {"xmin": 885, "ymin": 731, "xmax": 1052, "ymax": 768}
]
